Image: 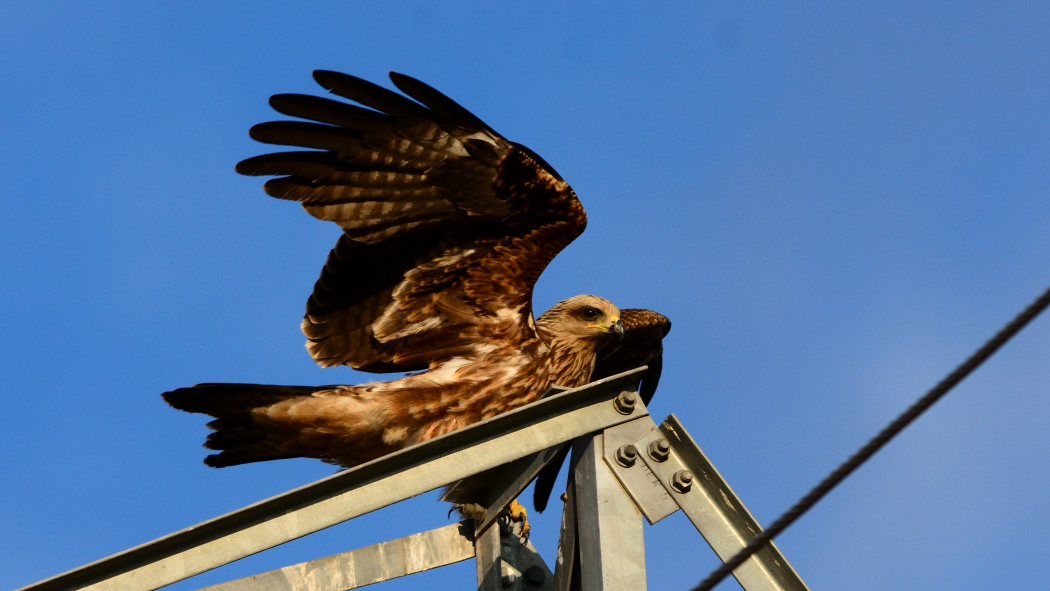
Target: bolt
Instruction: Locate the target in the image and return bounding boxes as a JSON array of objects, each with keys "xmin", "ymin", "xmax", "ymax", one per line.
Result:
[
  {"xmin": 524, "ymin": 565, "xmax": 546, "ymax": 585},
  {"xmin": 648, "ymin": 439, "xmax": 671, "ymax": 462},
  {"xmin": 613, "ymin": 390, "xmax": 637, "ymax": 414},
  {"xmin": 671, "ymin": 469, "xmax": 694, "ymax": 493},
  {"xmin": 502, "ymin": 570, "xmax": 519, "ymax": 587},
  {"xmin": 615, "ymin": 444, "xmax": 638, "ymax": 467}
]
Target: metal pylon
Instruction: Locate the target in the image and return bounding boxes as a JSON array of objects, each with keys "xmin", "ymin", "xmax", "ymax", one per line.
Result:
[{"xmin": 17, "ymin": 368, "xmax": 809, "ymax": 591}]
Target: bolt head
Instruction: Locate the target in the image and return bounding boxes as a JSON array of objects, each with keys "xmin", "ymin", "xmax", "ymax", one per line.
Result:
[
  {"xmin": 615, "ymin": 444, "xmax": 638, "ymax": 467},
  {"xmin": 671, "ymin": 469, "xmax": 694, "ymax": 493},
  {"xmin": 648, "ymin": 439, "xmax": 671, "ymax": 462},
  {"xmin": 614, "ymin": 390, "xmax": 637, "ymax": 414}
]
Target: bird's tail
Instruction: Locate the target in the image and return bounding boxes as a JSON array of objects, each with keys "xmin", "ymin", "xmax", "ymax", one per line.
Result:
[{"xmin": 162, "ymin": 383, "xmax": 335, "ymax": 467}]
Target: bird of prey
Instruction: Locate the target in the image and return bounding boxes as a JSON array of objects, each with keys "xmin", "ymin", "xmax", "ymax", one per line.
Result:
[{"xmin": 163, "ymin": 72, "xmax": 670, "ymax": 505}]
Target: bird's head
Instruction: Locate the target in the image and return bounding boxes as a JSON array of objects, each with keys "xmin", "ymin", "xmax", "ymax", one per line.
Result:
[{"xmin": 536, "ymin": 294, "xmax": 624, "ymax": 347}]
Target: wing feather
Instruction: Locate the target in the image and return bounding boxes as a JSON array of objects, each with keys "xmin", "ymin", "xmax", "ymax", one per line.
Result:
[{"xmin": 239, "ymin": 73, "xmax": 585, "ymax": 370}]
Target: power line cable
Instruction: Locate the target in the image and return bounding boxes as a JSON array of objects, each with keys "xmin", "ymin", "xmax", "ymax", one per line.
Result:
[{"xmin": 691, "ymin": 283, "xmax": 1050, "ymax": 591}]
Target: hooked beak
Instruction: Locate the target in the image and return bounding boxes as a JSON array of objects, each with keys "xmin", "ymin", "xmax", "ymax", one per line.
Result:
[{"xmin": 591, "ymin": 316, "xmax": 625, "ymax": 339}]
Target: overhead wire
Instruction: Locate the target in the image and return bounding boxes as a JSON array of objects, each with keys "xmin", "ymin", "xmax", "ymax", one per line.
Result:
[{"xmin": 691, "ymin": 283, "xmax": 1050, "ymax": 591}]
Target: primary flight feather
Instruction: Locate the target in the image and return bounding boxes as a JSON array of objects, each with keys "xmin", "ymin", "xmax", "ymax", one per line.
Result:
[{"xmin": 163, "ymin": 71, "xmax": 670, "ymax": 487}]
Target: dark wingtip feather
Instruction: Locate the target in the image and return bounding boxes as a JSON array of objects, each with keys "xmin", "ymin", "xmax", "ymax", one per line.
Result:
[
  {"xmin": 235, "ymin": 153, "xmax": 284, "ymax": 176},
  {"xmin": 247, "ymin": 120, "xmax": 361, "ymax": 149},
  {"xmin": 312, "ymin": 69, "xmax": 358, "ymax": 91},
  {"xmin": 311, "ymin": 70, "xmax": 426, "ymax": 120},
  {"xmin": 268, "ymin": 93, "xmax": 395, "ymax": 127},
  {"xmin": 235, "ymin": 151, "xmax": 335, "ymax": 177},
  {"xmin": 246, "ymin": 121, "xmax": 279, "ymax": 143},
  {"xmin": 388, "ymin": 71, "xmax": 496, "ymax": 134}
]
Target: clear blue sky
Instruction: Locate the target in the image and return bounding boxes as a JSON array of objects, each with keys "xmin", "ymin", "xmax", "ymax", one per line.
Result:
[{"xmin": 3, "ymin": 3, "xmax": 1048, "ymax": 590}]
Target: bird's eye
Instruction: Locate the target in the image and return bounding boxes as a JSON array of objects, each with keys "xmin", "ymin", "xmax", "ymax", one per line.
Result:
[{"xmin": 583, "ymin": 308, "xmax": 599, "ymax": 320}]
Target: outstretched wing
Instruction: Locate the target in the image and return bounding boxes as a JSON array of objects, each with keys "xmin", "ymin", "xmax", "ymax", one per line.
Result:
[
  {"xmin": 237, "ymin": 72, "xmax": 587, "ymax": 370},
  {"xmin": 532, "ymin": 308, "xmax": 671, "ymax": 512}
]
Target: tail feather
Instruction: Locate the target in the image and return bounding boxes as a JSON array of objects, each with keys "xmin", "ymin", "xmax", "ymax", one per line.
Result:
[
  {"xmin": 203, "ymin": 418, "xmax": 263, "ymax": 450},
  {"xmin": 204, "ymin": 444, "xmax": 301, "ymax": 468},
  {"xmin": 162, "ymin": 383, "xmax": 336, "ymax": 468},
  {"xmin": 163, "ymin": 383, "xmax": 332, "ymax": 415}
]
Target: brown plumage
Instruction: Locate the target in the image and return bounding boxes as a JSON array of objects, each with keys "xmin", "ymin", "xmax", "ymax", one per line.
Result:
[
  {"xmin": 163, "ymin": 72, "xmax": 670, "ymax": 473},
  {"xmin": 532, "ymin": 307, "xmax": 672, "ymax": 511}
]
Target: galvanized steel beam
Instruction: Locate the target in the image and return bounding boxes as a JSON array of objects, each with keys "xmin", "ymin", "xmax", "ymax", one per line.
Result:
[
  {"xmin": 194, "ymin": 521, "xmax": 475, "ymax": 591},
  {"xmin": 475, "ymin": 519, "xmax": 504, "ymax": 591},
  {"xmin": 18, "ymin": 368, "xmax": 648, "ymax": 591},
  {"xmin": 552, "ymin": 461, "xmax": 581, "ymax": 591},
  {"xmin": 574, "ymin": 434, "xmax": 648, "ymax": 591},
  {"xmin": 634, "ymin": 415, "xmax": 810, "ymax": 591}
]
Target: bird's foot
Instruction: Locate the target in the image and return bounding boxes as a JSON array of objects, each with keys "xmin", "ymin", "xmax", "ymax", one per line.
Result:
[
  {"xmin": 448, "ymin": 502, "xmax": 485, "ymax": 521},
  {"xmin": 448, "ymin": 499, "xmax": 530, "ymax": 543},
  {"xmin": 502, "ymin": 498, "xmax": 531, "ymax": 543}
]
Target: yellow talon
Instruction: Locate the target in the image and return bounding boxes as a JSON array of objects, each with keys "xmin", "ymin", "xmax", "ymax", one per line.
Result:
[
  {"xmin": 506, "ymin": 498, "xmax": 530, "ymax": 541},
  {"xmin": 449, "ymin": 499, "xmax": 530, "ymax": 542}
]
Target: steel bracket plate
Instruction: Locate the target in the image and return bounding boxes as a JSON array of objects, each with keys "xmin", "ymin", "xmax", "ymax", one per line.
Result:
[
  {"xmin": 601, "ymin": 417, "xmax": 679, "ymax": 524},
  {"xmin": 633, "ymin": 415, "xmax": 810, "ymax": 591}
]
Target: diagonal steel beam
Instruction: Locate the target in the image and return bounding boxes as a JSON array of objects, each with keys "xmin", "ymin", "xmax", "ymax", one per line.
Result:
[
  {"xmin": 18, "ymin": 368, "xmax": 648, "ymax": 591},
  {"xmin": 634, "ymin": 415, "xmax": 809, "ymax": 591},
  {"xmin": 195, "ymin": 521, "xmax": 476, "ymax": 591}
]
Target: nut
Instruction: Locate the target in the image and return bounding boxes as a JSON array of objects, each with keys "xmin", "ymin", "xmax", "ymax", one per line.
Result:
[
  {"xmin": 524, "ymin": 565, "xmax": 546, "ymax": 585},
  {"xmin": 648, "ymin": 439, "xmax": 671, "ymax": 462},
  {"xmin": 613, "ymin": 390, "xmax": 637, "ymax": 414},
  {"xmin": 671, "ymin": 469, "xmax": 694, "ymax": 493},
  {"xmin": 614, "ymin": 444, "xmax": 638, "ymax": 467}
]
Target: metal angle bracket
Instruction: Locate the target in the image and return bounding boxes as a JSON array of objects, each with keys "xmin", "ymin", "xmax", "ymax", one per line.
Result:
[
  {"xmin": 633, "ymin": 415, "xmax": 810, "ymax": 591},
  {"xmin": 600, "ymin": 416, "xmax": 680, "ymax": 524}
]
